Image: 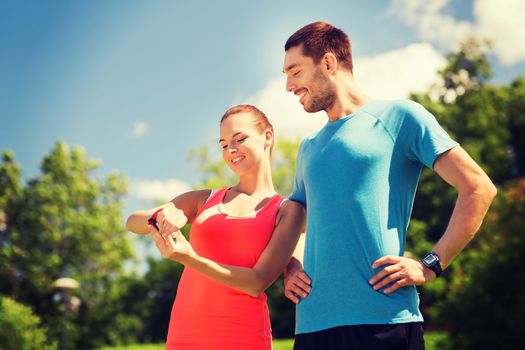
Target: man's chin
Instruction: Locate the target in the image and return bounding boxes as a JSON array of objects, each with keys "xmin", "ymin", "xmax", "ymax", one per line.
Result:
[
  {"xmin": 303, "ymin": 104, "xmax": 323, "ymax": 113},
  {"xmin": 301, "ymin": 102, "xmax": 313, "ymax": 113}
]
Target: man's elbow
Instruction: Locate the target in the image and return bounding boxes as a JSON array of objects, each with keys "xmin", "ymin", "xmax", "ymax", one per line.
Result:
[
  {"xmin": 466, "ymin": 172, "xmax": 497, "ymax": 204},
  {"xmin": 481, "ymin": 177, "xmax": 498, "ymax": 204}
]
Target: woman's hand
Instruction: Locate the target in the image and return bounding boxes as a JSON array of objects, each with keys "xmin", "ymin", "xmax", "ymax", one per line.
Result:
[
  {"xmin": 149, "ymin": 225, "xmax": 196, "ymax": 264},
  {"xmin": 155, "ymin": 205, "xmax": 188, "ymax": 240}
]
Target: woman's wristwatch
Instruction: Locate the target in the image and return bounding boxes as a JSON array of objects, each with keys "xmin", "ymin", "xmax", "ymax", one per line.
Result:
[{"xmin": 148, "ymin": 208, "xmax": 164, "ymax": 230}]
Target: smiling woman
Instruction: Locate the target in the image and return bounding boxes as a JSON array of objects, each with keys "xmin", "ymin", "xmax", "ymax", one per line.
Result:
[{"xmin": 125, "ymin": 104, "xmax": 305, "ymax": 350}]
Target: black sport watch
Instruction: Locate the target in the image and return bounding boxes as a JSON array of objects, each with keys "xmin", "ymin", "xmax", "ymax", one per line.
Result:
[{"xmin": 420, "ymin": 252, "xmax": 442, "ymax": 277}]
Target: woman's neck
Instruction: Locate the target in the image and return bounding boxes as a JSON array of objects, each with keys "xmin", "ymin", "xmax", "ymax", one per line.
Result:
[{"xmin": 234, "ymin": 163, "xmax": 275, "ymax": 197}]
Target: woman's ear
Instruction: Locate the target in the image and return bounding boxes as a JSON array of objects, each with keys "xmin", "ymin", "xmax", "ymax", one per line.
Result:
[{"xmin": 264, "ymin": 130, "xmax": 273, "ymax": 150}]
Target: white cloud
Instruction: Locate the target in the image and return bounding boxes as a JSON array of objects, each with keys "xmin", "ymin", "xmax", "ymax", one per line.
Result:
[
  {"xmin": 354, "ymin": 43, "xmax": 446, "ymax": 99},
  {"xmin": 388, "ymin": 0, "xmax": 525, "ymax": 65},
  {"xmin": 132, "ymin": 122, "xmax": 149, "ymax": 137},
  {"xmin": 474, "ymin": 0, "xmax": 525, "ymax": 65},
  {"xmin": 131, "ymin": 178, "xmax": 192, "ymax": 202},
  {"xmin": 389, "ymin": 0, "xmax": 475, "ymax": 49},
  {"xmin": 244, "ymin": 43, "xmax": 445, "ymax": 139}
]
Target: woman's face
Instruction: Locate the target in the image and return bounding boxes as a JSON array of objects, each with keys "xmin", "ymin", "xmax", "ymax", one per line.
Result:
[{"xmin": 219, "ymin": 112, "xmax": 271, "ymax": 176}]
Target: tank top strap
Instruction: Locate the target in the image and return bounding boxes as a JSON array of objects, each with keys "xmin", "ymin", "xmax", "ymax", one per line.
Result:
[
  {"xmin": 262, "ymin": 193, "xmax": 284, "ymax": 217},
  {"xmin": 267, "ymin": 193, "xmax": 283, "ymax": 208},
  {"xmin": 194, "ymin": 188, "xmax": 228, "ymax": 218}
]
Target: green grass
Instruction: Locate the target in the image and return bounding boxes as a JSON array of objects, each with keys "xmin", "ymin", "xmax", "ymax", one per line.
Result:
[
  {"xmin": 99, "ymin": 332, "xmax": 447, "ymax": 350},
  {"xmin": 98, "ymin": 339, "xmax": 293, "ymax": 350},
  {"xmin": 273, "ymin": 339, "xmax": 295, "ymax": 350},
  {"xmin": 425, "ymin": 331, "xmax": 448, "ymax": 349},
  {"xmin": 99, "ymin": 345, "xmax": 162, "ymax": 350},
  {"xmin": 99, "ymin": 345, "xmax": 163, "ymax": 350}
]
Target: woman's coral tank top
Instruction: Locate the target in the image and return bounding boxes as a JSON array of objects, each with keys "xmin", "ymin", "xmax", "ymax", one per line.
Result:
[{"xmin": 165, "ymin": 188, "xmax": 283, "ymax": 350}]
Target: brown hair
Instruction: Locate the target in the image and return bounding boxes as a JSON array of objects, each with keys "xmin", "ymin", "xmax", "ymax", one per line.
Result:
[
  {"xmin": 285, "ymin": 21, "xmax": 353, "ymax": 73},
  {"xmin": 220, "ymin": 104, "xmax": 275, "ymax": 155}
]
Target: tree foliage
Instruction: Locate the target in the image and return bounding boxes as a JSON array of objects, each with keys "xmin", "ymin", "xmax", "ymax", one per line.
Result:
[
  {"xmin": 120, "ymin": 226, "xmax": 189, "ymax": 344},
  {"xmin": 0, "ymin": 141, "xmax": 135, "ymax": 348},
  {"xmin": 435, "ymin": 179, "xmax": 525, "ymax": 349},
  {"xmin": 0, "ymin": 296, "xmax": 56, "ymax": 350},
  {"xmin": 408, "ymin": 39, "xmax": 525, "ymax": 348}
]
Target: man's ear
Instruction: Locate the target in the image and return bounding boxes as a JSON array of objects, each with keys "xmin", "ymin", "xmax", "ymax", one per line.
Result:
[{"xmin": 322, "ymin": 52, "xmax": 338, "ymax": 75}]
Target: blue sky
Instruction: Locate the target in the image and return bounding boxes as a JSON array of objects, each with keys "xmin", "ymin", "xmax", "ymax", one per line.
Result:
[{"xmin": 2, "ymin": 0, "xmax": 525, "ymax": 214}]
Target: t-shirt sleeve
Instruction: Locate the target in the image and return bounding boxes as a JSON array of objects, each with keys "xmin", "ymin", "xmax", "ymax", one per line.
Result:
[
  {"xmin": 398, "ymin": 101, "xmax": 459, "ymax": 169},
  {"xmin": 289, "ymin": 140, "xmax": 307, "ymax": 208}
]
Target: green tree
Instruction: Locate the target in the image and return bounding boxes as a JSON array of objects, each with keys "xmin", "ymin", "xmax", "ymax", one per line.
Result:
[
  {"xmin": 133, "ymin": 256, "xmax": 185, "ymax": 342},
  {"xmin": 120, "ymin": 224, "xmax": 190, "ymax": 344},
  {"xmin": 435, "ymin": 179, "xmax": 525, "ymax": 349},
  {"xmin": 410, "ymin": 39, "xmax": 510, "ymax": 243},
  {"xmin": 507, "ymin": 77, "xmax": 525, "ymax": 176},
  {"xmin": 405, "ymin": 40, "xmax": 525, "ymax": 346},
  {"xmin": 0, "ymin": 296, "xmax": 56, "ymax": 350},
  {"xmin": 0, "ymin": 141, "xmax": 137, "ymax": 348},
  {"xmin": 426, "ymin": 74, "xmax": 525, "ymax": 348}
]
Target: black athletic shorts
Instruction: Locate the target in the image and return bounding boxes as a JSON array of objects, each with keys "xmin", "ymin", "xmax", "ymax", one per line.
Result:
[{"xmin": 293, "ymin": 323, "xmax": 425, "ymax": 350}]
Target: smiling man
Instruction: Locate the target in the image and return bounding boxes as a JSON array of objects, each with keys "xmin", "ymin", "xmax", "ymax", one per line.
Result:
[{"xmin": 282, "ymin": 22, "xmax": 497, "ymax": 350}]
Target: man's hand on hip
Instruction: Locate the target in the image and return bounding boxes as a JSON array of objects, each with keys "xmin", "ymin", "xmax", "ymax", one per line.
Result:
[{"xmin": 369, "ymin": 255, "xmax": 436, "ymax": 294}]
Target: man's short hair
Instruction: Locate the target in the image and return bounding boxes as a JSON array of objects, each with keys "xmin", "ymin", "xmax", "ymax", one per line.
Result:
[{"xmin": 285, "ymin": 21, "xmax": 353, "ymax": 73}]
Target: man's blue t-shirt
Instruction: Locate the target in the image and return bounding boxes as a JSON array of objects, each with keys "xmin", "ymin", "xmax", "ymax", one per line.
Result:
[{"xmin": 290, "ymin": 99, "xmax": 459, "ymax": 334}]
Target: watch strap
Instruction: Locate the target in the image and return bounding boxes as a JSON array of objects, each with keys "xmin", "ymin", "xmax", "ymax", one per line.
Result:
[{"xmin": 147, "ymin": 208, "xmax": 164, "ymax": 230}]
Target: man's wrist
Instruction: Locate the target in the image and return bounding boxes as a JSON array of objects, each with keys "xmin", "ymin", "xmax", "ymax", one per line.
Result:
[{"xmin": 421, "ymin": 263, "xmax": 437, "ymax": 280}]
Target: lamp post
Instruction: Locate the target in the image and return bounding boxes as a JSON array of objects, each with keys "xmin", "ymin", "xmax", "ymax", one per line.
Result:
[{"xmin": 52, "ymin": 277, "xmax": 81, "ymax": 350}]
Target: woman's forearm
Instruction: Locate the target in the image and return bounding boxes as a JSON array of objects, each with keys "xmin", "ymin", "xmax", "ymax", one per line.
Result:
[
  {"xmin": 126, "ymin": 210, "xmax": 154, "ymax": 234},
  {"xmin": 180, "ymin": 254, "xmax": 270, "ymax": 298},
  {"xmin": 126, "ymin": 203, "xmax": 177, "ymax": 234}
]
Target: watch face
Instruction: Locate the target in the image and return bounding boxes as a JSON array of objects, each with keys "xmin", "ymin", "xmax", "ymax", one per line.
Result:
[{"xmin": 423, "ymin": 254, "xmax": 437, "ymax": 265}]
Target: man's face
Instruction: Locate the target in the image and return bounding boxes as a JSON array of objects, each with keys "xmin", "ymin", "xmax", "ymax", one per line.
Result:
[{"xmin": 283, "ymin": 45, "xmax": 335, "ymax": 113}]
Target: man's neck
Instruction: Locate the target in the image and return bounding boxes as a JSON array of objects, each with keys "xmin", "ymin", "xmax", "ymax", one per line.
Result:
[{"xmin": 325, "ymin": 76, "xmax": 369, "ymax": 121}]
